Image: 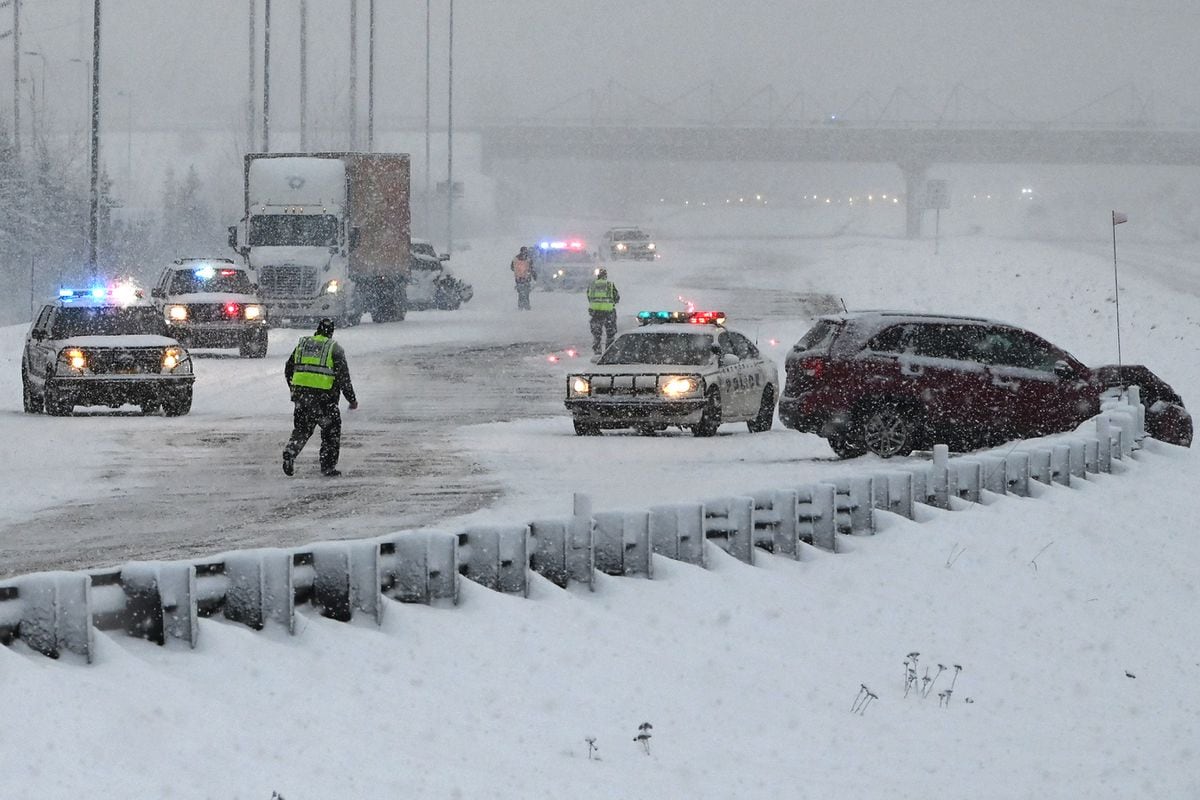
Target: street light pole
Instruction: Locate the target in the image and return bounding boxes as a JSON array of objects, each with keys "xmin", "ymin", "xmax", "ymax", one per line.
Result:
[
  {"xmin": 349, "ymin": 0, "xmax": 358, "ymax": 150},
  {"xmin": 12, "ymin": 0, "xmax": 20, "ymax": 157},
  {"xmin": 248, "ymin": 0, "xmax": 256, "ymax": 152},
  {"xmin": 262, "ymin": 0, "xmax": 271, "ymax": 152},
  {"xmin": 22, "ymin": 50, "xmax": 45, "ymax": 148},
  {"xmin": 299, "ymin": 0, "xmax": 308, "ymax": 149},
  {"xmin": 367, "ymin": 0, "xmax": 375, "ymax": 152},
  {"xmin": 445, "ymin": 0, "xmax": 454, "ymax": 256},
  {"xmin": 424, "ymin": 0, "xmax": 431, "ymax": 231},
  {"xmin": 88, "ymin": 0, "xmax": 102, "ymax": 275}
]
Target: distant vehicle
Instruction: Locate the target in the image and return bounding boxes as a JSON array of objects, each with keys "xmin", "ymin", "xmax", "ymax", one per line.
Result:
[
  {"xmin": 406, "ymin": 238, "xmax": 473, "ymax": 311},
  {"xmin": 778, "ymin": 311, "xmax": 1187, "ymax": 458},
  {"xmin": 603, "ymin": 227, "xmax": 658, "ymax": 261},
  {"xmin": 533, "ymin": 239, "xmax": 600, "ymax": 291},
  {"xmin": 565, "ymin": 310, "xmax": 778, "ymax": 437},
  {"xmin": 22, "ymin": 284, "xmax": 195, "ymax": 416},
  {"xmin": 151, "ymin": 258, "xmax": 268, "ymax": 358},
  {"xmin": 230, "ymin": 152, "xmax": 412, "ymax": 327}
]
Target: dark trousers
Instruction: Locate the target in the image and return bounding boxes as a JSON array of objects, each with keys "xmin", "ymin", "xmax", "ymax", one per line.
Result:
[
  {"xmin": 285, "ymin": 393, "xmax": 342, "ymax": 472},
  {"xmin": 590, "ymin": 310, "xmax": 617, "ymax": 354},
  {"xmin": 516, "ymin": 281, "xmax": 532, "ymax": 310}
]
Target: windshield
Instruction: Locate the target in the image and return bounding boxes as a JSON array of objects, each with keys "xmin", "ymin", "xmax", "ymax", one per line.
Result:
[
  {"xmin": 613, "ymin": 230, "xmax": 648, "ymax": 240},
  {"xmin": 599, "ymin": 332, "xmax": 714, "ymax": 366},
  {"xmin": 248, "ymin": 214, "xmax": 340, "ymax": 247},
  {"xmin": 169, "ymin": 269, "xmax": 254, "ymax": 294},
  {"xmin": 52, "ymin": 306, "xmax": 166, "ymax": 338}
]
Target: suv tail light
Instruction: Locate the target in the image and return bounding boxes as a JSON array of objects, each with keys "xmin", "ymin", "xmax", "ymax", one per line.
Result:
[{"xmin": 786, "ymin": 356, "xmax": 828, "ymax": 393}]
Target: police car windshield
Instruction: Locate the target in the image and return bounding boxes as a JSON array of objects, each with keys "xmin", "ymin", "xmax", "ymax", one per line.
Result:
[
  {"xmin": 52, "ymin": 306, "xmax": 166, "ymax": 338},
  {"xmin": 599, "ymin": 332, "xmax": 713, "ymax": 366},
  {"xmin": 249, "ymin": 214, "xmax": 340, "ymax": 247},
  {"xmin": 614, "ymin": 230, "xmax": 647, "ymax": 240},
  {"xmin": 169, "ymin": 269, "xmax": 254, "ymax": 294}
]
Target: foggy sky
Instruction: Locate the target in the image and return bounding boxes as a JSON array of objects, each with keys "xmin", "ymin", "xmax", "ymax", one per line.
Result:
[{"xmin": 10, "ymin": 0, "xmax": 1200, "ymax": 143}]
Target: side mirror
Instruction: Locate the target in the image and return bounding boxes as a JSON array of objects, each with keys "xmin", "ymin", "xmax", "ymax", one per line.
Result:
[
  {"xmin": 721, "ymin": 353, "xmax": 741, "ymax": 367},
  {"xmin": 227, "ymin": 225, "xmax": 238, "ymax": 250},
  {"xmin": 1053, "ymin": 360, "xmax": 1075, "ymax": 379},
  {"xmin": 438, "ymin": 253, "xmax": 450, "ymax": 262},
  {"xmin": 151, "ymin": 288, "xmax": 165, "ymax": 299}
]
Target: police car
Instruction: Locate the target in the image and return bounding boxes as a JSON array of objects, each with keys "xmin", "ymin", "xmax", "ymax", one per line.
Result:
[
  {"xmin": 533, "ymin": 239, "xmax": 600, "ymax": 291},
  {"xmin": 21, "ymin": 283, "xmax": 196, "ymax": 416},
  {"xmin": 565, "ymin": 310, "xmax": 778, "ymax": 436},
  {"xmin": 603, "ymin": 226, "xmax": 658, "ymax": 261},
  {"xmin": 151, "ymin": 258, "xmax": 268, "ymax": 358}
]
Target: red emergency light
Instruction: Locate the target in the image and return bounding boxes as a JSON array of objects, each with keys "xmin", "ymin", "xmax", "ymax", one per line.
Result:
[{"xmin": 224, "ymin": 302, "xmax": 241, "ymax": 318}]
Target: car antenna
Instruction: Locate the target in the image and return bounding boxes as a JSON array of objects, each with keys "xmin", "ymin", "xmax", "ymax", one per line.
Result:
[{"xmin": 840, "ymin": 297, "xmax": 849, "ymax": 312}]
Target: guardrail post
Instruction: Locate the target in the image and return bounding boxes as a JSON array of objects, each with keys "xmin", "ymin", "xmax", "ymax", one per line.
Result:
[
  {"xmin": 751, "ymin": 490, "xmax": 800, "ymax": 556},
  {"xmin": 1082, "ymin": 438, "xmax": 1101, "ymax": 474},
  {"xmin": 796, "ymin": 484, "xmax": 837, "ymax": 552},
  {"xmin": 0, "ymin": 583, "xmax": 20, "ymax": 646},
  {"xmin": 457, "ymin": 526, "xmax": 531, "ymax": 595},
  {"xmin": 383, "ymin": 531, "xmax": 460, "ymax": 605},
  {"xmin": 15, "ymin": 573, "xmax": 94, "ymax": 661},
  {"xmin": 649, "ymin": 503, "xmax": 707, "ymax": 566},
  {"xmin": 1127, "ymin": 386, "xmax": 1146, "ymax": 441},
  {"xmin": 1050, "ymin": 444, "xmax": 1072, "ymax": 486},
  {"xmin": 123, "ymin": 562, "xmax": 198, "ymax": 648},
  {"xmin": 223, "ymin": 549, "xmax": 296, "ymax": 634},
  {"xmin": 976, "ymin": 455, "xmax": 1007, "ymax": 496},
  {"xmin": 1067, "ymin": 440, "xmax": 1087, "ymax": 479},
  {"xmin": 1004, "ymin": 452, "xmax": 1031, "ymax": 496},
  {"xmin": 593, "ymin": 511, "xmax": 653, "ymax": 577},
  {"xmin": 926, "ymin": 445, "xmax": 951, "ymax": 509},
  {"xmin": 1029, "ymin": 448, "xmax": 1053, "ymax": 485},
  {"xmin": 875, "ymin": 472, "xmax": 914, "ymax": 519},
  {"xmin": 703, "ymin": 496, "xmax": 756, "ymax": 563},
  {"xmin": 832, "ymin": 477, "xmax": 875, "ymax": 534},
  {"xmin": 952, "ymin": 460, "xmax": 983, "ymax": 503}
]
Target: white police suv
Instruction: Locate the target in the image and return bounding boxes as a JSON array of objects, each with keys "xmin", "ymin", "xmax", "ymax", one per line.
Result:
[
  {"xmin": 565, "ymin": 310, "xmax": 779, "ymax": 436},
  {"xmin": 152, "ymin": 258, "xmax": 268, "ymax": 358},
  {"xmin": 22, "ymin": 283, "xmax": 195, "ymax": 416}
]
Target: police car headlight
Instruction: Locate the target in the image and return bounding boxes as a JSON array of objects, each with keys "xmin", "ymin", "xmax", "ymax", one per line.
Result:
[
  {"xmin": 615, "ymin": 242, "xmax": 627, "ymax": 251},
  {"xmin": 162, "ymin": 347, "xmax": 190, "ymax": 373},
  {"xmin": 66, "ymin": 348, "xmax": 87, "ymax": 371},
  {"xmin": 647, "ymin": 242, "xmax": 656, "ymax": 250},
  {"xmin": 660, "ymin": 376, "xmax": 700, "ymax": 398},
  {"xmin": 321, "ymin": 279, "xmax": 340, "ymax": 295},
  {"xmin": 569, "ymin": 376, "xmax": 591, "ymax": 397},
  {"xmin": 244, "ymin": 304, "xmax": 265, "ymax": 320},
  {"xmin": 166, "ymin": 304, "xmax": 188, "ymax": 322}
]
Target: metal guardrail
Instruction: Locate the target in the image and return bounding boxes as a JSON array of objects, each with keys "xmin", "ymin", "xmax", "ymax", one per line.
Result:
[{"xmin": 0, "ymin": 394, "xmax": 1150, "ymax": 665}]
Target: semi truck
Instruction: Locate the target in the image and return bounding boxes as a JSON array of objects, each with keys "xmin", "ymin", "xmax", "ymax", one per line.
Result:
[{"xmin": 229, "ymin": 152, "xmax": 412, "ymax": 325}]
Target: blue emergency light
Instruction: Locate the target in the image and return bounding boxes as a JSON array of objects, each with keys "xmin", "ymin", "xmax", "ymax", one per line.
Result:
[
  {"xmin": 637, "ymin": 310, "xmax": 726, "ymax": 326},
  {"xmin": 194, "ymin": 265, "xmax": 216, "ymax": 280}
]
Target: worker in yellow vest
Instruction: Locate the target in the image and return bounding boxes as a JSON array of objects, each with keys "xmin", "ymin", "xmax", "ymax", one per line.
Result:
[
  {"xmin": 283, "ymin": 318, "xmax": 358, "ymax": 477},
  {"xmin": 586, "ymin": 268, "xmax": 621, "ymax": 356}
]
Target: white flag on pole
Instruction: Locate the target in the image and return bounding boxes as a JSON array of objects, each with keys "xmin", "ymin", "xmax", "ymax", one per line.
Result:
[{"xmin": 1112, "ymin": 211, "xmax": 1128, "ymax": 225}]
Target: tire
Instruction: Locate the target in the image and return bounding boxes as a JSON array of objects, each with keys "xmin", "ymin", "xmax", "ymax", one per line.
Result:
[
  {"xmin": 162, "ymin": 389, "xmax": 193, "ymax": 417},
  {"xmin": 827, "ymin": 436, "xmax": 866, "ymax": 459},
  {"xmin": 239, "ymin": 329, "xmax": 268, "ymax": 359},
  {"xmin": 22, "ymin": 367, "xmax": 42, "ymax": 414},
  {"xmin": 747, "ymin": 385, "xmax": 775, "ymax": 433},
  {"xmin": 140, "ymin": 401, "xmax": 161, "ymax": 415},
  {"xmin": 573, "ymin": 419, "xmax": 601, "ymax": 436},
  {"xmin": 692, "ymin": 389, "xmax": 722, "ymax": 437},
  {"xmin": 43, "ymin": 377, "xmax": 73, "ymax": 416},
  {"xmin": 859, "ymin": 401, "xmax": 920, "ymax": 458}
]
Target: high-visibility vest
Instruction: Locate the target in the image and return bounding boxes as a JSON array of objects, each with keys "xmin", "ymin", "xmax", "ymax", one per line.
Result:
[
  {"xmin": 587, "ymin": 279, "xmax": 617, "ymax": 311},
  {"xmin": 290, "ymin": 335, "xmax": 336, "ymax": 391},
  {"xmin": 512, "ymin": 257, "xmax": 532, "ymax": 280}
]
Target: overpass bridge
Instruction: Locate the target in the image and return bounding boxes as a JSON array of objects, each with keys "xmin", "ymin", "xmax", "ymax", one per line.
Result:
[{"xmin": 476, "ymin": 122, "xmax": 1200, "ymax": 237}]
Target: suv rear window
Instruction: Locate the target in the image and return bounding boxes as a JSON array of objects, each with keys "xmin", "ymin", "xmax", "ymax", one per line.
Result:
[{"xmin": 793, "ymin": 319, "xmax": 841, "ymax": 354}]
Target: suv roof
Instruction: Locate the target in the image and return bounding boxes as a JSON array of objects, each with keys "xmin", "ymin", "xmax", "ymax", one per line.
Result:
[{"xmin": 173, "ymin": 257, "xmax": 236, "ymax": 265}]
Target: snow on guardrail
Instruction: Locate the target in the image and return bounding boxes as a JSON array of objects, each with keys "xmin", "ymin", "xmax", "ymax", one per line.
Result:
[{"xmin": 0, "ymin": 391, "xmax": 1151, "ymax": 664}]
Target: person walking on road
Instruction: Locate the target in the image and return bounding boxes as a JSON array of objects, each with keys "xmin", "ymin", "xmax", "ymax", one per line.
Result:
[
  {"xmin": 511, "ymin": 246, "xmax": 536, "ymax": 310},
  {"xmin": 283, "ymin": 317, "xmax": 358, "ymax": 477},
  {"xmin": 586, "ymin": 267, "xmax": 621, "ymax": 356}
]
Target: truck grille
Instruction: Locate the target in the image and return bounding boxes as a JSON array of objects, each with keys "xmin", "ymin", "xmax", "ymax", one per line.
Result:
[
  {"xmin": 86, "ymin": 348, "xmax": 163, "ymax": 375},
  {"xmin": 185, "ymin": 303, "xmax": 231, "ymax": 322},
  {"xmin": 258, "ymin": 265, "xmax": 318, "ymax": 299}
]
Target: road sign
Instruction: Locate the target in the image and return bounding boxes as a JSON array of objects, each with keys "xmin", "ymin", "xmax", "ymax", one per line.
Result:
[{"xmin": 925, "ymin": 179, "xmax": 950, "ymax": 210}]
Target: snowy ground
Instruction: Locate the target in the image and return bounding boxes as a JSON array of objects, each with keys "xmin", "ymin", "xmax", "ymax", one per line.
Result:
[{"xmin": 3, "ymin": 214, "xmax": 1200, "ymax": 798}]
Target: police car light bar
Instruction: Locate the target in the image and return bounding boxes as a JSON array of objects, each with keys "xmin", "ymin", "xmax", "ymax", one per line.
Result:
[
  {"xmin": 637, "ymin": 310, "xmax": 726, "ymax": 326},
  {"xmin": 539, "ymin": 239, "xmax": 586, "ymax": 250},
  {"xmin": 58, "ymin": 283, "xmax": 144, "ymax": 302}
]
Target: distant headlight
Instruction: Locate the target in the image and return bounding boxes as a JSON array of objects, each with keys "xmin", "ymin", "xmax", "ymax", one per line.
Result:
[
  {"xmin": 660, "ymin": 375, "xmax": 700, "ymax": 398},
  {"xmin": 321, "ymin": 279, "xmax": 340, "ymax": 295},
  {"xmin": 569, "ymin": 376, "xmax": 591, "ymax": 397},
  {"xmin": 244, "ymin": 304, "xmax": 265, "ymax": 320},
  {"xmin": 615, "ymin": 242, "xmax": 627, "ymax": 251},
  {"xmin": 647, "ymin": 242, "xmax": 656, "ymax": 250},
  {"xmin": 166, "ymin": 304, "xmax": 188, "ymax": 322}
]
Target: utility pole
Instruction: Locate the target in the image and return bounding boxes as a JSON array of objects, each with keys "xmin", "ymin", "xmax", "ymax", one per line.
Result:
[
  {"xmin": 248, "ymin": 0, "xmax": 256, "ymax": 153},
  {"xmin": 12, "ymin": 0, "xmax": 20, "ymax": 157},
  {"xmin": 367, "ymin": 0, "xmax": 375, "ymax": 152},
  {"xmin": 299, "ymin": 0, "xmax": 307, "ymax": 149},
  {"xmin": 445, "ymin": 0, "xmax": 454, "ymax": 256},
  {"xmin": 424, "ymin": 0, "xmax": 431, "ymax": 230},
  {"xmin": 88, "ymin": 0, "xmax": 101, "ymax": 275},
  {"xmin": 262, "ymin": 0, "xmax": 271, "ymax": 152},
  {"xmin": 349, "ymin": 0, "xmax": 358, "ymax": 150}
]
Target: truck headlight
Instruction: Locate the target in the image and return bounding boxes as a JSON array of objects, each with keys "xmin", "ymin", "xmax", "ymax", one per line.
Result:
[
  {"xmin": 162, "ymin": 347, "xmax": 190, "ymax": 373},
  {"xmin": 244, "ymin": 304, "xmax": 265, "ymax": 320},
  {"xmin": 647, "ymin": 242, "xmax": 656, "ymax": 250},
  {"xmin": 660, "ymin": 375, "xmax": 700, "ymax": 398},
  {"xmin": 166, "ymin": 304, "xmax": 188, "ymax": 322},
  {"xmin": 321, "ymin": 279, "xmax": 340, "ymax": 295},
  {"xmin": 569, "ymin": 376, "xmax": 591, "ymax": 397},
  {"xmin": 615, "ymin": 242, "xmax": 627, "ymax": 251},
  {"xmin": 65, "ymin": 348, "xmax": 87, "ymax": 370}
]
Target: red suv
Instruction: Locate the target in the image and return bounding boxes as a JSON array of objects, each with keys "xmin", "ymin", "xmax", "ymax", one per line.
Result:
[{"xmin": 779, "ymin": 312, "xmax": 1108, "ymax": 458}]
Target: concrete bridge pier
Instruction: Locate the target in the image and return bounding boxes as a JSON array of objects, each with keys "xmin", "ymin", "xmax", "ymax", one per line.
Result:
[{"xmin": 898, "ymin": 160, "xmax": 928, "ymax": 239}]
